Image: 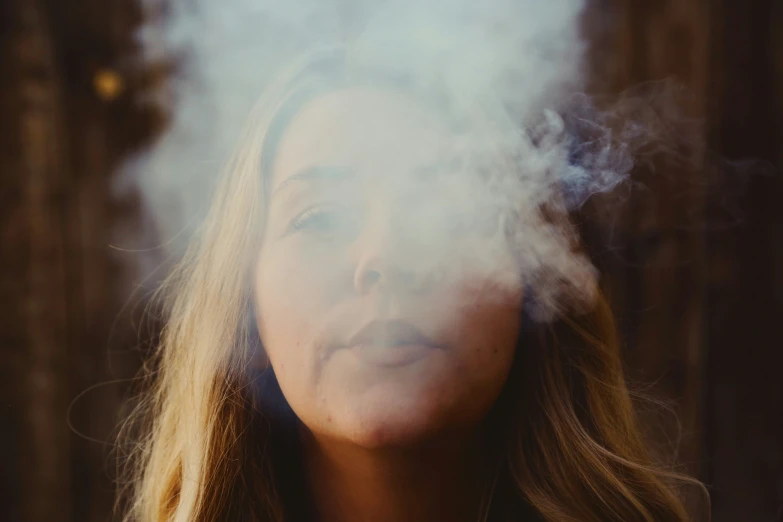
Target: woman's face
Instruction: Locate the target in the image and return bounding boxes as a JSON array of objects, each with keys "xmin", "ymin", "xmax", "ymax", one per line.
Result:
[{"xmin": 254, "ymin": 88, "xmax": 522, "ymax": 448}]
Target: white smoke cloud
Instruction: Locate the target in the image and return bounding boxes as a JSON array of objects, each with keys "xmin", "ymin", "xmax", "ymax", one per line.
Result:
[{"xmin": 121, "ymin": 0, "xmax": 638, "ymax": 320}]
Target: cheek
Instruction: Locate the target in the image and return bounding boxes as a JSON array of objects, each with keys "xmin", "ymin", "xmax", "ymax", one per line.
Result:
[
  {"xmin": 443, "ymin": 284, "xmax": 521, "ymax": 416},
  {"xmin": 253, "ymin": 243, "xmax": 349, "ymax": 407},
  {"xmin": 453, "ymin": 285, "xmax": 521, "ymax": 358},
  {"xmin": 255, "ymin": 241, "xmax": 346, "ymax": 337}
]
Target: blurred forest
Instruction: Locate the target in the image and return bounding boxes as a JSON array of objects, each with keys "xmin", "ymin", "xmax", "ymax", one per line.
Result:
[{"xmin": 1, "ymin": 0, "xmax": 781, "ymax": 521}]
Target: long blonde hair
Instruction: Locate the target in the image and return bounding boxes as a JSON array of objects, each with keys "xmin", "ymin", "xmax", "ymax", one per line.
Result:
[{"xmin": 118, "ymin": 50, "xmax": 707, "ymax": 522}]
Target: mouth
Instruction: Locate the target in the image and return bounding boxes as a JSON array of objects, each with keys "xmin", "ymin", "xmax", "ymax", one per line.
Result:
[{"xmin": 344, "ymin": 320, "xmax": 442, "ymax": 367}]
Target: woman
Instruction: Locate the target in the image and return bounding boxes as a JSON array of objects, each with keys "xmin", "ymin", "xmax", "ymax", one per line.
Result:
[{"xmin": 119, "ymin": 47, "xmax": 706, "ymax": 521}]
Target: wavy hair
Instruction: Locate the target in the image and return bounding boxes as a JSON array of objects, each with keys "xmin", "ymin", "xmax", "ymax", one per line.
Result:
[{"xmin": 117, "ymin": 49, "xmax": 708, "ymax": 522}]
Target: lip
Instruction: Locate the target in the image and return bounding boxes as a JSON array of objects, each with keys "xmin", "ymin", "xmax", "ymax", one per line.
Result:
[{"xmin": 344, "ymin": 320, "xmax": 442, "ymax": 367}]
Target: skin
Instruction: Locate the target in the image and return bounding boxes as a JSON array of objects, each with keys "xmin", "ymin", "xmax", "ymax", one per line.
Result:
[{"xmin": 254, "ymin": 88, "xmax": 523, "ymax": 522}]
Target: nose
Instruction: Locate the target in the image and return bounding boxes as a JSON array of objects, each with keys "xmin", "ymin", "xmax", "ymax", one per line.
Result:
[
  {"xmin": 352, "ymin": 217, "xmax": 428, "ymax": 296},
  {"xmin": 353, "ymin": 253, "xmax": 419, "ymax": 295}
]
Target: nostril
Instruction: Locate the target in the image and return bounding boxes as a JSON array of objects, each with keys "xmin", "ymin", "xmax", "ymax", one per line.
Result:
[
  {"xmin": 354, "ymin": 256, "xmax": 428, "ymax": 295},
  {"xmin": 363, "ymin": 270, "xmax": 382, "ymax": 287}
]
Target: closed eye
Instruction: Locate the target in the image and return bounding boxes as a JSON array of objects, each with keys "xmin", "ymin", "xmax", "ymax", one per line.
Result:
[{"xmin": 289, "ymin": 206, "xmax": 360, "ymax": 236}]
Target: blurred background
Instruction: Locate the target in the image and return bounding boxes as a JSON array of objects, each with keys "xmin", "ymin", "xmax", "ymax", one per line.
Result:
[{"xmin": 1, "ymin": 0, "xmax": 781, "ymax": 521}]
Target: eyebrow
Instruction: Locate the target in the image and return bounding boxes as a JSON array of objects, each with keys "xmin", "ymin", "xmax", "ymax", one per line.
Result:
[
  {"xmin": 271, "ymin": 166, "xmax": 356, "ymax": 198},
  {"xmin": 270, "ymin": 158, "xmax": 464, "ymax": 199}
]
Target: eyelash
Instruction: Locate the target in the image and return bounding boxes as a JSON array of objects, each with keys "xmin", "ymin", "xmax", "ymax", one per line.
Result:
[{"xmin": 290, "ymin": 206, "xmax": 348, "ymax": 234}]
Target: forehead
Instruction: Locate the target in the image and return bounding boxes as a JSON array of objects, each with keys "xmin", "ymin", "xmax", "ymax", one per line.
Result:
[{"xmin": 270, "ymin": 88, "xmax": 456, "ymax": 188}]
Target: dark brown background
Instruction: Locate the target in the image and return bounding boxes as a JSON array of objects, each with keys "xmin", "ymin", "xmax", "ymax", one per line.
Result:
[{"xmin": 1, "ymin": 0, "xmax": 781, "ymax": 521}]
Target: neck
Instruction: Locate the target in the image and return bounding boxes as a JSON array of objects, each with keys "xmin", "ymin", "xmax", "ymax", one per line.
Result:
[{"xmin": 300, "ymin": 427, "xmax": 489, "ymax": 522}]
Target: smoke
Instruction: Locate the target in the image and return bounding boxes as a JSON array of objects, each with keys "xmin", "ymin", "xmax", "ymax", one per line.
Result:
[{"xmin": 123, "ymin": 0, "xmax": 644, "ymax": 320}]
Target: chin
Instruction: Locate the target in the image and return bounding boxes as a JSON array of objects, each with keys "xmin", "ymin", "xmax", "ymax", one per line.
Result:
[{"xmin": 339, "ymin": 392, "xmax": 463, "ymax": 449}]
